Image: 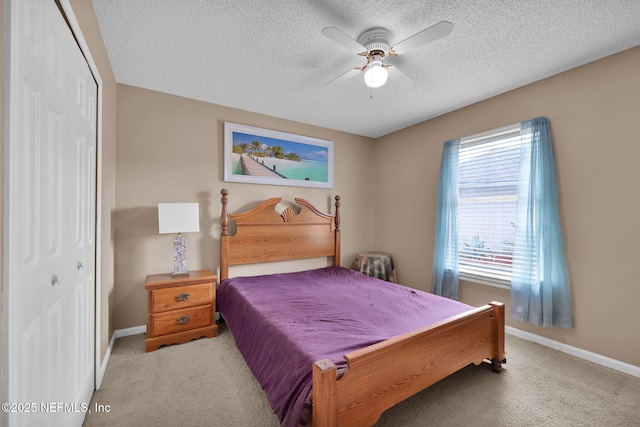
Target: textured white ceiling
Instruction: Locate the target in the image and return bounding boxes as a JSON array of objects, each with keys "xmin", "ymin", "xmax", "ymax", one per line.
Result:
[{"xmin": 91, "ymin": 0, "xmax": 640, "ymax": 138}]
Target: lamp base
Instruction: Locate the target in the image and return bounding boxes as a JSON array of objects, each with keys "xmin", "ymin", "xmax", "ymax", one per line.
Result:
[
  {"xmin": 172, "ymin": 233, "xmax": 189, "ymax": 276},
  {"xmin": 171, "ymin": 271, "xmax": 190, "ymax": 277}
]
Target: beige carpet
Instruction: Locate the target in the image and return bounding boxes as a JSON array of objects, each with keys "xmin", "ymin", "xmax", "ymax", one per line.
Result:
[{"xmin": 84, "ymin": 323, "xmax": 640, "ymax": 427}]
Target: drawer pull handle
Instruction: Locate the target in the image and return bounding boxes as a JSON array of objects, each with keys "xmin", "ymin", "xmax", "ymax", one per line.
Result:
[
  {"xmin": 176, "ymin": 315, "xmax": 191, "ymax": 324},
  {"xmin": 176, "ymin": 292, "xmax": 190, "ymax": 302}
]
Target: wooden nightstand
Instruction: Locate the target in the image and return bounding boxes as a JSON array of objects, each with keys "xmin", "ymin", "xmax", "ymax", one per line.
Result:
[{"xmin": 145, "ymin": 269, "xmax": 218, "ymax": 352}]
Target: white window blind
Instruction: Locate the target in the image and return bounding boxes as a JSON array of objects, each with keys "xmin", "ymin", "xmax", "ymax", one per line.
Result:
[{"xmin": 458, "ymin": 124, "xmax": 524, "ymax": 286}]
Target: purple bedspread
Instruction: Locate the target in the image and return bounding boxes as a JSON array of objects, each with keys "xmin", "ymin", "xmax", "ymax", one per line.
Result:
[{"xmin": 217, "ymin": 266, "xmax": 473, "ymax": 427}]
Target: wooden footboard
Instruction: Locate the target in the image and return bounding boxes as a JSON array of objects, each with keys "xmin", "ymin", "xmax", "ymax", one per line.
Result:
[{"xmin": 312, "ymin": 301, "xmax": 505, "ymax": 427}]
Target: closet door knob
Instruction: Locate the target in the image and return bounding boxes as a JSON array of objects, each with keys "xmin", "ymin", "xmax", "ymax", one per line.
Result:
[
  {"xmin": 77, "ymin": 261, "xmax": 84, "ymax": 270},
  {"xmin": 51, "ymin": 274, "xmax": 62, "ymax": 286}
]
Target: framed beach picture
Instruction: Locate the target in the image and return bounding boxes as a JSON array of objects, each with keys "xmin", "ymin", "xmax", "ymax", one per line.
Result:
[{"xmin": 223, "ymin": 122, "xmax": 334, "ymax": 189}]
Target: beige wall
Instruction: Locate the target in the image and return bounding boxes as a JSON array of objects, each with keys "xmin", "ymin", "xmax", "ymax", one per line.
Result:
[
  {"xmin": 114, "ymin": 85, "xmax": 375, "ymax": 330},
  {"xmin": 374, "ymin": 46, "xmax": 640, "ymax": 367},
  {"xmin": 114, "ymin": 46, "xmax": 640, "ymax": 368}
]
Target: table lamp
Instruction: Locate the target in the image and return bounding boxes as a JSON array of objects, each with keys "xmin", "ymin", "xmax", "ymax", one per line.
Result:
[{"xmin": 158, "ymin": 202, "xmax": 200, "ymax": 276}]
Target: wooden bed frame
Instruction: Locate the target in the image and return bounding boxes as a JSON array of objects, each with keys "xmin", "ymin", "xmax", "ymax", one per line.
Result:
[{"xmin": 219, "ymin": 189, "xmax": 505, "ymax": 427}]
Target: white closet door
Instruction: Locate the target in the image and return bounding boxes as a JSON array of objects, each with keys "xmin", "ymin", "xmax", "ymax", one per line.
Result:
[{"xmin": 4, "ymin": 0, "xmax": 96, "ymax": 425}]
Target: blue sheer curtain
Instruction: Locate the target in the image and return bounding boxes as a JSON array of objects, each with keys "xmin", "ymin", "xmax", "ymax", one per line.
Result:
[
  {"xmin": 510, "ymin": 117, "xmax": 573, "ymax": 328},
  {"xmin": 431, "ymin": 139, "xmax": 460, "ymax": 299}
]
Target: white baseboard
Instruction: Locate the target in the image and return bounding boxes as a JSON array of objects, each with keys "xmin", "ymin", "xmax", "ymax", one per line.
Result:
[
  {"xmin": 95, "ymin": 324, "xmax": 639, "ymax": 389},
  {"xmin": 506, "ymin": 326, "xmax": 640, "ymax": 378},
  {"xmin": 95, "ymin": 336, "xmax": 113, "ymax": 389},
  {"xmin": 95, "ymin": 325, "xmax": 146, "ymax": 389},
  {"xmin": 114, "ymin": 324, "xmax": 147, "ymax": 339}
]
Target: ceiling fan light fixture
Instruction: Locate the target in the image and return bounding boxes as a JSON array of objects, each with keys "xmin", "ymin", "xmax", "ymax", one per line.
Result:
[{"xmin": 364, "ymin": 58, "xmax": 388, "ymax": 88}]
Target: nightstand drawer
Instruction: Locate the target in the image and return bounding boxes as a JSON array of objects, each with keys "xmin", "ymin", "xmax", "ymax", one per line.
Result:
[
  {"xmin": 151, "ymin": 305, "xmax": 212, "ymax": 336},
  {"xmin": 151, "ymin": 282, "xmax": 213, "ymax": 313}
]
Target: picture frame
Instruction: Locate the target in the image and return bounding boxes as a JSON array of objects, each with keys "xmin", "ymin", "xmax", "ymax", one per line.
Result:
[{"xmin": 224, "ymin": 122, "xmax": 334, "ymax": 189}]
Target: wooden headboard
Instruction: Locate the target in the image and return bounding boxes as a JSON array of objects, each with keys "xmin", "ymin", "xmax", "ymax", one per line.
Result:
[{"xmin": 219, "ymin": 189, "xmax": 341, "ymax": 281}]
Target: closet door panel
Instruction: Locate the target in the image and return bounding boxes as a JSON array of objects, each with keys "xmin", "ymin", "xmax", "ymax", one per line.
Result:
[{"xmin": 5, "ymin": 0, "xmax": 97, "ymax": 425}]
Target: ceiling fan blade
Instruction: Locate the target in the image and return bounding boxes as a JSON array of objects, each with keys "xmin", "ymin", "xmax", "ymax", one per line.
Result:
[
  {"xmin": 392, "ymin": 21, "xmax": 453, "ymax": 55},
  {"xmin": 324, "ymin": 67, "xmax": 361, "ymax": 86},
  {"xmin": 387, "ymin": 65, "xmax": 414, "ymax": 88},
  {"xmin": 321, "ymin": 27, "xmax": 366, "ymax": 52}
]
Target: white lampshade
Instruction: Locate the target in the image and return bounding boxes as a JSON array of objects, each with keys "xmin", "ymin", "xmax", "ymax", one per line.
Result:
[
  {"xmin": 158, "ymin": 203, "xmax": 200, "ymax": 234},
  {"xmin": 364, "ymin": 58, "xmax": 388, "ymax": 88}
]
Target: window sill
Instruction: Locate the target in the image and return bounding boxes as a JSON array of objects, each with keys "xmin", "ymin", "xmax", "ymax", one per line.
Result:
[{"xmin": 459, "ymin": 272, "xmax": 511, "ymax": 290}]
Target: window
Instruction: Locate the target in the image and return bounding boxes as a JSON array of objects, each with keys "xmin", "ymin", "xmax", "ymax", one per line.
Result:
[
  {"xmin": 432, "ymin": 117, "xmax": 572, "ymax": 328},
  {"xmin": 457, "ymin": 124, "xmax": 524, "ymax": 287}
]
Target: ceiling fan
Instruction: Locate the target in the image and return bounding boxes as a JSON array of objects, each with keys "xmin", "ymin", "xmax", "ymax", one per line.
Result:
[{"xmin": 321, "ymin": 21, "xmax": 453, "ymax": 89}]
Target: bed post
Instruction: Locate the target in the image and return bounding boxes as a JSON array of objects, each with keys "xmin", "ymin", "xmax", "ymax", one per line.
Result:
[
  {"xmin": 334, "ymin": 195, "xmax": 341, "ymax": 267},
  {"xmin": 220, "ymin": 189, "xmax": 229, "ymax": 281},
  {"xmin": 489, "ymin": 301, "xmax": 506, "ymax": 372},
  {"xmin": 312, "ymin": 359, "xmax": 337, "ymax": 427}
]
